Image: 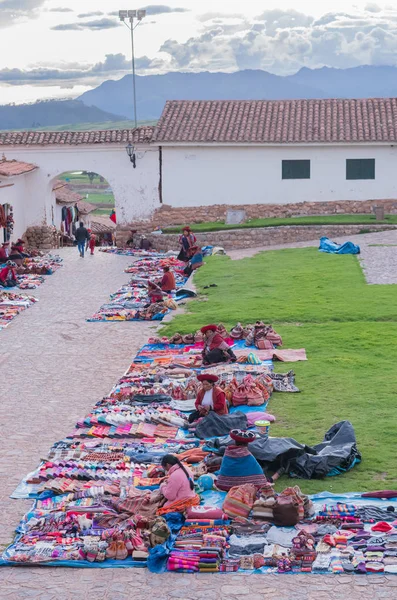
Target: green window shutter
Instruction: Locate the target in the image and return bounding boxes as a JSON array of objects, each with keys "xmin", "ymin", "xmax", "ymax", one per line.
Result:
[
  {"xmin": 346, "ymin": 159, "xmax": 375, "ymax": 180},
  {"xmin": 282, "ymin": 160, "xmax": 310, "ymax": 180}
]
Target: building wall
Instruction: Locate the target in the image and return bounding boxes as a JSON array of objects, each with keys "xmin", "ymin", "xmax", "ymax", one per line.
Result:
[
  {"xmin": 0, "ymin": 172, "xmax": 39, "ymax": 241},
  {"xmin": 1, "ymin": 144, "xmax": 160, "ymax": 228},
  {"xmin": 162, "ymin": 145, "xmax": 397, "ymax": 207}
]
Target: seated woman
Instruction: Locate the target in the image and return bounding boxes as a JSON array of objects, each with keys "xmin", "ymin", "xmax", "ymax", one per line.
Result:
[
  {"xmin": 147, "ymin": 281, "xmax": 164, "ymax": 304},
  {"xmin": 11, "ymin": 239, "xmax": 30, "ymax": 259},
  {"xmin": 201, "ymin": 324, "xmax": 237, "ymax": 365},
  {"xmin": 184, "ymin": 246, "xmax": 203, "ymax": 277},
  {"xmin": 216, "ymin": 429, "xmax": 268, "ymax": 491},
  {"xmin": 0, "ymin": 261, "xmax": 18, "ymax": 287},
  {"xmin": 161, "ymin": 266, "xmax": 176, "ymax": 293},
  {"xmin": 157, "ymin": 454, "xmax": 200, "ymax": 515},
  {"xmin": 188, "ymin": 373, "xmax": 228, "ymax": 423},
  {"xmin": 0, "ymin": 242, "xmax": 10, "ymax": 263}
]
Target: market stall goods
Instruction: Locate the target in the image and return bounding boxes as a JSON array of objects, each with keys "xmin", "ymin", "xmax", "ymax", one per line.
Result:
[{"xmin": 2, "ymin": 331, "xmax": 385, "ymax": 577}]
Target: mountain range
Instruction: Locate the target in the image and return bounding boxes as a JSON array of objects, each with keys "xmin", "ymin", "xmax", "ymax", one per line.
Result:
[
  {"xmin": 79, "ymin": 66, "xmax": 397, "ymax": 122},
  {"xmin": 2, "ymin": 66, "xmax": 397, "ymax": 130}
]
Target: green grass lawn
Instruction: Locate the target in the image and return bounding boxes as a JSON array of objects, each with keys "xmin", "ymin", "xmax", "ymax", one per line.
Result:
[
  {"xmin": 162, "ymin": 248, "xmax": 397, "ymax": 494},
  {"xmin": 86, "ymin": 193, "xmax": 114, "ymax": 205},
  {"xmin": 164, "ymin": 213, "xmax": 397, "ymax": 233}
]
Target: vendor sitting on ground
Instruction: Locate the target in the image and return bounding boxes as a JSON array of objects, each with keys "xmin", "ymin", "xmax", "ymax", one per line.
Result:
[
  {"xmin": 0, "ymin": 242, "xmax": 10, "ymax": 262},
  {"xmin": 184, "ymin": 246, "xmax": 203, "ymax": 277},
  {"xmin": 157, "ymin": 454, "xmax": 199, "ymax": 514},
  {"xmin": 161, "ymin": 266, "xmax": 176, "ymax": 293},
  {"xmin": 11, "ymin": 239, "xmax": 30, "ymax": 259},
  {"xmin": 201, "ymin": 324, "xmax": 237, "ymax": 365},
  {"xmin": 140, "ymin": 235, "xmax": 153, "ymax": 251},
  {"xmin": 147, "ymin": 280, "xmax": 164, "ymax": 303},
  {"xmin": 216, "ymin": 429, "xmax": 268, "ymax": 492},
  {"xmin": 0, "ymin": 261, "xmax": 18, "ymax": 287},
  {"xmin": 188, "ymin": 373, "xmax": 228, "ymax": 423}
]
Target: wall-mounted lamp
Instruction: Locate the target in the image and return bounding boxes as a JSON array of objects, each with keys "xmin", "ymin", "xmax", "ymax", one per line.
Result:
[{"xmin": 126, "ymin": 143, "xmax": 136, "ymax": 168}]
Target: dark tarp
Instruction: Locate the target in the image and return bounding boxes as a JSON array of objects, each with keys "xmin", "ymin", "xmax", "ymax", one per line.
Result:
[
  {"xmin": 195, "ymin": 411, "xmax": 248, "ymax": 439},
  {"xmin": 205, "ymin": 421, "xmax": 361, "ymax": 480},
  {"xmin": 249, "ymin": 421, "xmax": 361, "ymax": 479}
]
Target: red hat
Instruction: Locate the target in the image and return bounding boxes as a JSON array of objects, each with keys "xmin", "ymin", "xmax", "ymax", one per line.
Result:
[
  {"xmin": 201, "ymin": 324, "xmax": 217, "ymax": 334},
  {"xmin": 371, "ymin": 521, "xmax": 394, "ymax": 533},
  {"xmin": 230, "ymin": 429, "xmax": 256, "ymax": 444},
  {"xmin": 182, "ymin": 226, "xmax": 191, "ymax": 232},
  {"xmin": 197, "ymin": 374, "xmax": 219, "ymax": 383}
]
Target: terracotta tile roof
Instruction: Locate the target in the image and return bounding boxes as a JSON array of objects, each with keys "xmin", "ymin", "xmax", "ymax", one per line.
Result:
[
  {"xmin": 77, "ymin": 200, "xmax": 97, "ymax": 215},
  {"xmin": 0, "ymin": 158, "xmax": 38, "ymax": 176},
  {"xmin": 153, "ymin": 99, "xmax": 397, "ymax": 144},
  {"xmin": 0, "ymin": 126, "xmax": 154, "ymax": 147},
  {"xmin": 53, "ymin": 181, "xmax": 83, "ymax": 204}
]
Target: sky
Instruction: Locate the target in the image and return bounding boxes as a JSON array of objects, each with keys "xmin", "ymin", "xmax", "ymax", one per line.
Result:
[{"xmin": 1, "ymin": 0, "xmax": 397, "ymax": 104}]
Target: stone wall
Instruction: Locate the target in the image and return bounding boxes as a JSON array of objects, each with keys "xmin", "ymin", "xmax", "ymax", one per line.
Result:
[
  {"xmin": 140, "ymin": 224, "xmax": 397, "ymax": 252},
  {"xmin": 116, "ymin": 198, "xmax": 397, "ymax": 237},
  {"xmin": 25, "ymin": 225, "xmax": 59, "ymax": 250}
]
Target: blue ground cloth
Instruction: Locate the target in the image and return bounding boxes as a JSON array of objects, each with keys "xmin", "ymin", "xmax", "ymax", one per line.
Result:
[{"xmin": 319, "ymin": 237, "xmax": 360, "ymax": 255}]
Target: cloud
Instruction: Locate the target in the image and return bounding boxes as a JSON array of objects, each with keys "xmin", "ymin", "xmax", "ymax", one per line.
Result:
[
  {"xmin": 0, "ymin": 53, "xmax": 165, "ymax": 86},
  {"xmin": 51, "ymin": 17, "xmax": 121, "ymax": 31},
  {"xmin": 77, "ymin": 11, "xmax": 104, "ymax": 18},
  {"xmin": 49, "ymin": 6, "xmax": 73, "ymax": 12},
  {"xmin": 159, "ymin": 7, "xmax": 397, "ymax": 74},
  {"xmin": 197, "ymin": 12, "xmax": 244, "ymax": 23},
  {"xmin": 141, "ymin": 5, "xmax": 189, "ymax": 15},
  {"xmin": 0, "ymin": 0, "xmax": 46, "ymax": 28},
  {"xmin": 365, "ymin": 3, "xmax": 382, "ymax": 12}
]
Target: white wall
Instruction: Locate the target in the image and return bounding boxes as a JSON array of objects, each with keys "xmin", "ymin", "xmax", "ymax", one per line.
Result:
[
  {"xmin": 0, "ymin": 172, "xmax": 39, "ymax": 240},
  {"xmin": 162, "ymin": 144, "xmax": 397, "ymax": 206},
  {"xmin": 1, "ymin": 144, "xmax": 160, "ymax": 228}
]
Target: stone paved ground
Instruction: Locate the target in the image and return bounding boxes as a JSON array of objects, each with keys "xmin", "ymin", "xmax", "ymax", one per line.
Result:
[{"xmin": 0, "ymin": 242, "xmax": 396, "ymax": 599}]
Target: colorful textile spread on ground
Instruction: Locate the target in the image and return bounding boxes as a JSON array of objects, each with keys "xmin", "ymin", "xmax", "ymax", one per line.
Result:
[
  {"xmin": 1, "ymin": 254, "xmax": 63, "ymax": 290},
  {"xmin": 99, "ymin": 247, "xmax": 164, "ymax": 258},
  {"xmin": 0, "ymin": 291, "xmax": 38, "ymax": 331},
  {"xmin": 88, "ymin": 257, "xmax": 188, "ymax": 322},
  {"xmin": 2, "ymin": 324, "xmax": 383, "ymax": 575}
]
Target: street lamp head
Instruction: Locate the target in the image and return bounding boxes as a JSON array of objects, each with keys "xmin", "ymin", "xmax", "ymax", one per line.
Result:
[
  {"xmin": 128, "ymin": 9, "xmax": 137, "ymax": 18},
  {"xmin": 137, "ymin": 9, "xmax": 146, "ymax": 20},
  {"xmin": 118, "ymin": 9, "xmax": 128, "ymax": 21},
  {"xmin": 126, "ymin": 143, "xmax": 137, "ymax": 168}
]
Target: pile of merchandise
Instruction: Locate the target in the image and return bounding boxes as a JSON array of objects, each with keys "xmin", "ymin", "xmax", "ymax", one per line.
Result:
[
  {"xmin": 99, "ymin": 248, "xmax": 162, "ymax": 258},
  {"xmin": 0, "ymin": 254, "xmax": 63, "ymax": 290},
  {"xmin": 88, "ymin": 257, "xmax": 188, "ymax": 322},
  {"xmin": 3, "ymin": 323, "xmax": 384, "ymax": 576},
  {"xmin": 0, "ymin": 291, "xmax": 38, "ymax": 331}
]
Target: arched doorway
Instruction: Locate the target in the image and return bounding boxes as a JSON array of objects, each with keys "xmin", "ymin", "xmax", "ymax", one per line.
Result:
[{"xmin": 52, "ymin": 171, "xmax": 116, "ymax": 246}]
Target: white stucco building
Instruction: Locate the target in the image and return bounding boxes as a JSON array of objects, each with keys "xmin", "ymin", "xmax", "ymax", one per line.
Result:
[
  {"xmin": 154, "ymin": 98, "xmax": 397, "ymax": 208},
  {"xmin": 2, "ymin": 97, "xmax": 397, "ymax": 243}
]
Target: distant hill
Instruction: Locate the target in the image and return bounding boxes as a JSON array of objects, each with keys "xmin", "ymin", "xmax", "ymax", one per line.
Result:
[
  {"xmin": 79, "ymin": 66, "xmax": 397, "ymax": 122},
  {"xmin": 0, "ymin": 99, "xmax": 125, "ymax": 131},
  {"xmin": 3, "ymin": 66, "xmax": 397, "ymax": 131}
]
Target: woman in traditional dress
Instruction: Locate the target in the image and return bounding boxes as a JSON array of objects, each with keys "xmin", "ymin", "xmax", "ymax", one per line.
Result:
[
  {"xmin": 178, "ymin": 227, "xmax": 197, "ymax": 262},
  {"xmin": 216, "ymin": 429, "xmax": 268, "ymax": 491},
  {"xmin": 201, "ymin": 324, "xmax": 237, "ymax": 365},
  {"xmin": 188, "ymin": 373, "xmax": 228, "ymax": 423}
]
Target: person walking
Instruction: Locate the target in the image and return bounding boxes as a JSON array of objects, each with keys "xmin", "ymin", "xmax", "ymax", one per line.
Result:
[{"xmin": 75, "ymin": 222, "xmax": 89, "ymax": 258}]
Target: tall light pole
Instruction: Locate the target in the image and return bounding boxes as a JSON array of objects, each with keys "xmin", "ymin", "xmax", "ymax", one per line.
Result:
[{"xmin": 119, "ymin": 9, "xmax": 146, "ymax": 128}]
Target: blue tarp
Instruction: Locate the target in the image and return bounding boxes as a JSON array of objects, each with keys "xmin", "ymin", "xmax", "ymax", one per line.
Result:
[{"xmin": 319, "ymin": 237, "xmax": 360, "ymax": 255}]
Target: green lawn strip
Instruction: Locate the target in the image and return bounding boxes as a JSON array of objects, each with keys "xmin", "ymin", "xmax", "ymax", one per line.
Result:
[
  {"xmin": 161, "ymin": 248, "xmax": 397, "ymax": 493},
  {"xmin": 86, "ymin": 193, "xmax": 115, "ymax": 205},
  {"xmin": 164, "ymin": 214, "xmax": 397, "ymax": 233}
]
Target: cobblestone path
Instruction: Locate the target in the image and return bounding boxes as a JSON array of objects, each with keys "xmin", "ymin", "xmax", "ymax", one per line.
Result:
[{"xmin": 0, "ymin": 244, "xmax": 395, "ymax": 599}]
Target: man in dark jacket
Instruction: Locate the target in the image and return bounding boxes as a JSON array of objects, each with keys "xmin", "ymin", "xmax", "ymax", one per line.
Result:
[{"xmin": 75, "ymin": 222, "xmax": 89, "ymax": 257}]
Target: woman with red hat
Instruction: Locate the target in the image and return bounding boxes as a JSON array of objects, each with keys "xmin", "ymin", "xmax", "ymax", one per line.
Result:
[
  {"xmin": 0, "ymin": 260, "xmax": 17, "ymax": 287},
  {"xmin": 178, "ymin": 226, "xmax": 197, "ymax": 262},
  {"xmin": 188, "ymin": 373, "xmax": 228, "ymax": 423},
  {"xmin": 201, "ymin": 324, "xmax": 237, "ymax": 365}
]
